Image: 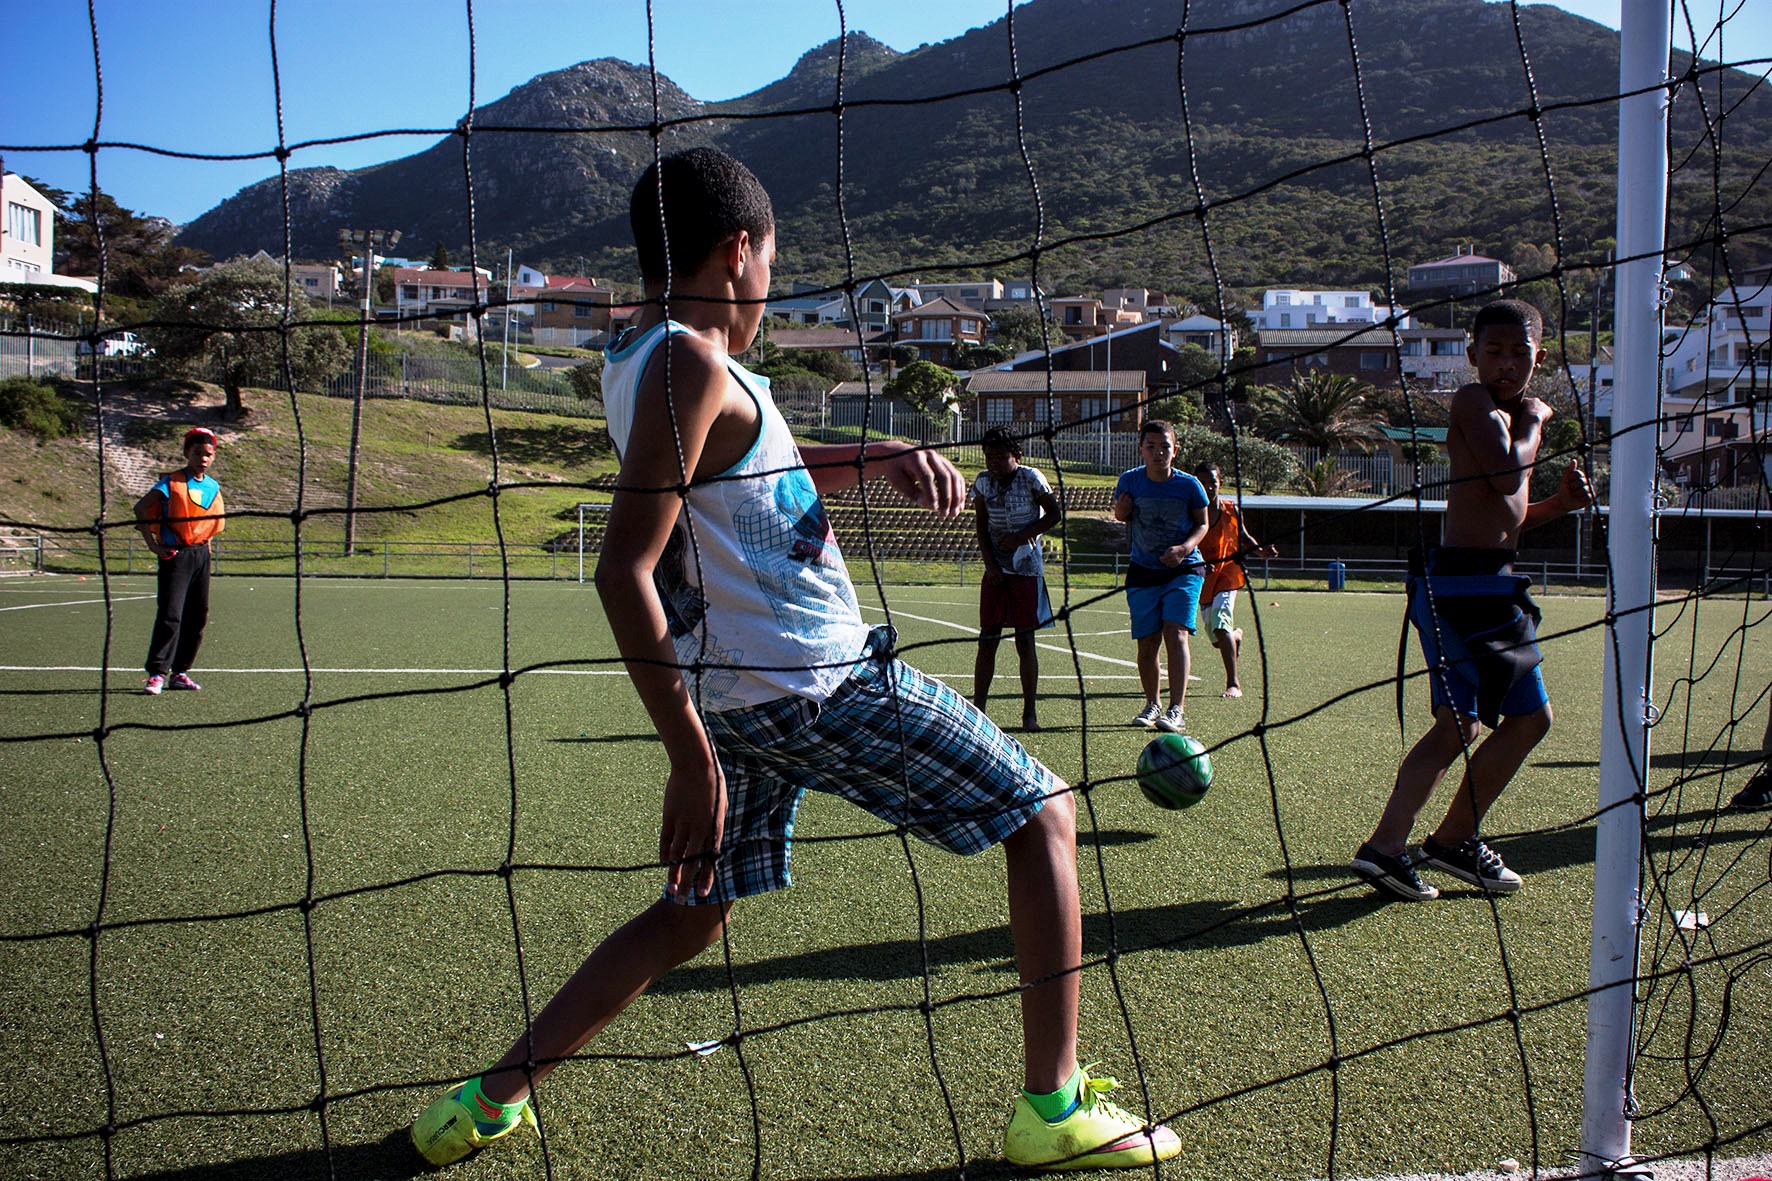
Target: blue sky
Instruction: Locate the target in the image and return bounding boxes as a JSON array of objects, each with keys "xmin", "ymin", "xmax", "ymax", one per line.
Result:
[{"xmin": 2, "ymin": 0, "xmax": 1766, "ymax": 228}]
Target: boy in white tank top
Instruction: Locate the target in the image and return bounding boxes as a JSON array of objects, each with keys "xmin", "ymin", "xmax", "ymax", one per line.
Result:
[{"xmin": 410, "ymin": 149, "xmax": 1178, "ymax": 1173}]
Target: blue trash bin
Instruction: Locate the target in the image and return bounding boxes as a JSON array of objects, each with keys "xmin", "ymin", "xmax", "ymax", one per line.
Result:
[{"xmin": 1327, "ymin": 560, "xmax": 1346, "ymax": 591}]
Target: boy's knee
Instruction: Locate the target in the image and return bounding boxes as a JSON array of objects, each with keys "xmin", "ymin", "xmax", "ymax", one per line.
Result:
[{"xmin": 1507, "ymin": 704, "xmax": 1553, "ymax": 742}]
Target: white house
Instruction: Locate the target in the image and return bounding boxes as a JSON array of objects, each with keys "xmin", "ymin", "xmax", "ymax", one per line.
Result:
[
  {"xmin": 1249, "ymin": 288, "xmax": 1412, "ymax": 332},
  {"xmin": 1647, "ymin": 266, "xmax": 1771, "ymax": 461},
  {"xmin": 1163, "ymin": 313, "xmax": 1238, "ymax": 361},
  {"xmin": 1, "ymin": 172, "xmax": 97, "ymax": 293}
]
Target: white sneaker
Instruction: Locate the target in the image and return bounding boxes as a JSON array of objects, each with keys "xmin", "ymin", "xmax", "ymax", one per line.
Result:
[
  {"xmin": 1131, "ymin": 701, "xmax": 1161, "ymax": 728},
  {"xmin": 1157, "ymin": 705, "xmax": 1187, "ymax": 734}
]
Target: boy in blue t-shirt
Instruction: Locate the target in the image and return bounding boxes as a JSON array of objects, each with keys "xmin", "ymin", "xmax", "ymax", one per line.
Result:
[{"xmin": 1113, "ymin": 419, "xmax": 1208, "ymax": 734}]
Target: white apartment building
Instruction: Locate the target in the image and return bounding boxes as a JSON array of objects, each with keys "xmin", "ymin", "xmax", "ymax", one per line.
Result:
[
  {"xmin": 1249, "ymin": 288, "xmax": 1412, "ymax": 331},
  {"xmin": 2, "ymin": 172, "xmax": 96, "ymax": 292},
  {"xmin": 1653, "ymin": 267, "xmax": 1771, "ymax": 463}
]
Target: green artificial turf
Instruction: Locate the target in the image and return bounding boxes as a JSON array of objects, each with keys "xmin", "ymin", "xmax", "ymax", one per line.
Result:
[{"xmin": 1, "ymin": 577, "xmax": 1767, "ymax": 1180}]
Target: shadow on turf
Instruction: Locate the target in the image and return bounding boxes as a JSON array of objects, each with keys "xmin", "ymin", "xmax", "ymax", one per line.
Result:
[
  {"xmin": 1275, "ymin": 813, "xmax": 1768, "ymax": 897},
  {"xmin": 649, "ymin": 891, "xmax": 1374, "ymax": 996},
  {"xmin": 125, "ymin": 1128, "xmax": 1035, "ymax": 1181},
  {"xmin": 130, "ymin": 1129, "xmax": 429, "ymax": 1181}
]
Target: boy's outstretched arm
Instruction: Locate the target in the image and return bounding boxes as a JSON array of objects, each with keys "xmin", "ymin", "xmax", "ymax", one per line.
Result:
[
  {"xmin": 595, "ymin": 334, "xmax": 733, "ymax": 901},
  {"xmin": 801, "ymin": 439, "xmax": 966, "ymax": 516}
]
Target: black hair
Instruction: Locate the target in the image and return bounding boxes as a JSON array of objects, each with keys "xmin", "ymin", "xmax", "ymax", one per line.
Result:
[
  {"xmin": 1140, "ymin": 418, "xmax": 1175, "ymax": 441},
  {"xmin": 980, "ymin": 426, "xmax": 1023, "ymax": 457},
  {"xmin": 629, "ymin": 148, "xmax": 775, "ymax": 283},
  {"xmin": 1194, "ymin": 460, "xmax": 1221, "ymax": 481},
  {"xmin": 1469, "ymin": 298, "xmax": 1543, "ymax": 347}
]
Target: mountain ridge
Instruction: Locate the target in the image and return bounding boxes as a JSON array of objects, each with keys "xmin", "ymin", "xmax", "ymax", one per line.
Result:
[{"xmin": 173, "ymin": 0, "xmax": 1772, "ymax": 299}]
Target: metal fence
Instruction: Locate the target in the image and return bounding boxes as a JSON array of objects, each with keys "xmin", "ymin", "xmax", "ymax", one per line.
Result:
[
  {"xmin": 0, "ymin": 315, "xmax": 79, "ymax": 380},
  {"xmin": 318, "ymin": 351, "xmax": 601, "ymax": 418}
]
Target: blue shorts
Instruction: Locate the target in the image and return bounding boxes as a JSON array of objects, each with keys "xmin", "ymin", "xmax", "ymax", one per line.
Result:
[
  {"xmin": 1409, "ymin": 565, "xmax": 1550, "ymax": 721},
  {"xmin": 689, "ymin": 627, "xmax": 1056, "ymax": 906},
  {"xmin": 1125, "ymin": 570, "xmax": 1204, "ymax": 639}
]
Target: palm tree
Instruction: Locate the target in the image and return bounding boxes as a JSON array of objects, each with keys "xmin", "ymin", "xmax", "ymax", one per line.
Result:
[
  {"xmin": 1290, "ymin": 456, "xmax": 1369, "ymax": 497},
  {"xmin": 1253, "ymin": 370, "xmax": 1387, "ymax": 452}
]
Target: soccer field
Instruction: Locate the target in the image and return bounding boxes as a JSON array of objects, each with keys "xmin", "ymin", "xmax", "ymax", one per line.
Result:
[{"xmin": 2, "ymin": 574, "xmax": 1768, "ymax": 1180}]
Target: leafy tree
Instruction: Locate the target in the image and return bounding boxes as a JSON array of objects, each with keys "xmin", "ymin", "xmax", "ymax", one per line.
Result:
[
  {"xmin": 952, "ymin": 342, "xmax": 1013, "ymax": 370},
  {"xmin": 1367, "ymin": 385, "xmax": 1454, "ymax": 430},
  {"xmin": 147, "ymin": 257, "xmax": 350, "ymax": 421},
  {"xmin": 1171, "ymin": 424, "xmax": 1298, "ymax": 494},
  {"xmin": 566, "ymin": 355, "xmax": 604, "ymax": 402},
  {"xmin": 1253, "ymin": 370, "xmax": 1387, "ymax": 451},
  {"xmin": 36, "ymin": 180, "xmax": 207, "ymax": 302},
  {"xmin": 430, "ymin": 242, "xmax": 452, "ymax": 271},
  {"xmin": 778, "ymin": 348, "xmax": 856, "ymax": 384},
  {"xmin": 1147, "ymin": 391, "xmax": 1205, "ymax": 427},
  {"xmin": 989, "ymin": 306, "xmax": 1064, "ymax": 355},
  {"xmin": 884, "ymin": 360, "xmax": 962, "ymax": 415}
]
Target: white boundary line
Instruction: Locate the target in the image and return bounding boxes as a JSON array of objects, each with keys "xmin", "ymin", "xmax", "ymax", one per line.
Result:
[{"xmin": 0, "ymin": 594, "xmax": 155, "ymax": 612}]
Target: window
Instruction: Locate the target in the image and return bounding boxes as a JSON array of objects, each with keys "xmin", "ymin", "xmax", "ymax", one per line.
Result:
[
  {"xmin": 1345, "ymin": 296, "xmax": 1360, "ymax": 307},
  {"xmin": 984, "ymin": 398, "xmax": 1015, "ymax": 423},
  {"xmin": 574, "ymin": 303, "xmax": 595, "ymax": 318},
  {"xmin": 1312, "ymin": 294, "xmax": 1323, "ymax": 305},
  {"xmin": 1432, "ymin": 339, "xmax": 1463, "ymax": 356},
  {"xmin": 7, "ymin": 202, "xmax": 41, "ymax": 247},
  {"xmin": 1399, "ymin": 341, "xmax": 1423, "ymax": 356},
  {"xmin": 1065, "ymin": 308, "xmax": 1082, "ymax": 324},
  {"xmin": 1360, "ymin": 352, "xmax": 1389, "ymax": 370},
  {"xmin": 1276, "ymin": 293, "xmax": 1291, "ymax": 305},
  {"xmin": 401, "ymin": 285, "xmax": 418, "ymax": 300},
  {"xmin": 1280, "ymin": 313, "xmax": 1292, "ymax": 328},
  {"xmin": 868, "ymin": 300, "xmax": 884, "ymax": 314}
]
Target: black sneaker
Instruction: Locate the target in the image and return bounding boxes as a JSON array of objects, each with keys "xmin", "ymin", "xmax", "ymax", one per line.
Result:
[
  {"xmin": 1420, "ymin": 834, "xmax": 1523, "ymax": 893},
  {"xmin": 1351, "ymin": 843, "xmax": 1439, "ymax": 901},
  {"xmin": 1729, "ymin": 769, "xmax": 1772, "ymax": 811}
]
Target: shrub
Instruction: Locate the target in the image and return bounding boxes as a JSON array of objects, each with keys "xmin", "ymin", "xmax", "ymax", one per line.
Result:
[
  {"xmin": 566, "ymin": 356, "xmax": 604, "ymax": 402},
  {"xmin": 0, "ymin": 377, "xmax": 83, "ymax": 441}
]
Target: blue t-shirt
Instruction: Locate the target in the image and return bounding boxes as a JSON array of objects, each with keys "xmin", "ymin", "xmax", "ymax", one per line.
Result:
[{"xmin": 1115, "ymin": 467, "xmax": 1208, "ymax": 572}]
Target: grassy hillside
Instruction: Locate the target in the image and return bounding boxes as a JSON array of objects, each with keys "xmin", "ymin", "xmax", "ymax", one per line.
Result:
[{"xmin": 0, "ymin": 382, "xmax": 619, "ymax": 554}]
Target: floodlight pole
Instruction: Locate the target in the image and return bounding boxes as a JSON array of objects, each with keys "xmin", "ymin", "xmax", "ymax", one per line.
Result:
[
  {"xmin": 1581, "ymin": 2, "xmax": 1667, "ymax": 1177},
  {"xmin": 339, "ymin": 227, "xmax": 400, "ymax": 554}
]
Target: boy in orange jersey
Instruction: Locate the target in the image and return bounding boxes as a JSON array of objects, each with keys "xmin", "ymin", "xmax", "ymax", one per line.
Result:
[
  {"xmin": 134, "ymin": 426, "xmax": 225, "ymax": 694},
  {"xmin": 1193, "ymin": 461, "xmax": 1278, "ymax": 699}
]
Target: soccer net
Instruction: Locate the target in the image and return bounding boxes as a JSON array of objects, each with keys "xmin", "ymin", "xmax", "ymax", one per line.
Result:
[{"xmin": 2, "ymin": 2, "xmax": 1769, "ymax": 1179}]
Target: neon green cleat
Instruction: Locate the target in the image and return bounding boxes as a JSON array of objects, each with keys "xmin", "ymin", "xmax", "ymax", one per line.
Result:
[
  {"xmin": 1003, "ymin": 1064, "xmax": 1181, "ymax": 1171},
  {"xmin": 410, "ymin": 1081, "xmax": 537, "ymax": 1167}
]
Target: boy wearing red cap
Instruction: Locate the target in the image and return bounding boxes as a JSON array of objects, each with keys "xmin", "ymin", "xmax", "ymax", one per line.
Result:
[{"xmin": 134, "ymin": 427, "xmax": 225, "ymax": 695}]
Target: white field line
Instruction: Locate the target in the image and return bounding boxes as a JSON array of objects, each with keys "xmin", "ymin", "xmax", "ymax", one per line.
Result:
[
  {"xmin": 0, "ymin": 664, "xmax": 1150, "ymax": 682},
  {"xmin": 0, "ymin": 594, "xmax": 155, "ymax": 611},
  {"xmin": 860, "ymin": 603, "xmax": 1139, "ymax": 669}
]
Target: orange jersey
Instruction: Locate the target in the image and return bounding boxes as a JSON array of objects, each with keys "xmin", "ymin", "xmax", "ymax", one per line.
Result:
[
  {"xmin": 149, "ymin": 471, "xmax": 226, "ymax": 547},
  {"xmin": 1199, "ymin": 500, "xmax": 1246, "ymax": 599}
]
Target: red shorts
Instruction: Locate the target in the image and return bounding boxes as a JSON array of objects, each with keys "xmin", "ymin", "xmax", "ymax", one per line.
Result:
[{"xmin": 980, "ymin": 573, "xmax": 1054, "ymax": 632}]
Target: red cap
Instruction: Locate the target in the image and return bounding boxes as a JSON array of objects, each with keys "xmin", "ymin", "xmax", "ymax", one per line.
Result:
[{"xmin": 184, "ymin": 427, "xmax": 218, "ymax": 448}]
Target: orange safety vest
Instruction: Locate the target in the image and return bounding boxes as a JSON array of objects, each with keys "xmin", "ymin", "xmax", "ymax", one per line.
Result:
[
  {"xmin": 1199, "ymin": 499, "xmax": 1246, "ymax": 599},
  {"xmin": 155, "ymin": 472, "xmax": 225, "ymax": 547}
]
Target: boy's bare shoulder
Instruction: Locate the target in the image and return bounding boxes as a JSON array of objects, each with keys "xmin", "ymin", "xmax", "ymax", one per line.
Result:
[{"xmin": 638, "ymin": 327, "xmax": 730, "ymax": 396}]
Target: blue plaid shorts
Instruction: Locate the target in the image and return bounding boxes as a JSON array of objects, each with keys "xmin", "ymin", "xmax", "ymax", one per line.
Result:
[{"xmin": 686, "ymin": 626, "xmax": 1057, "ymax": 906}]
